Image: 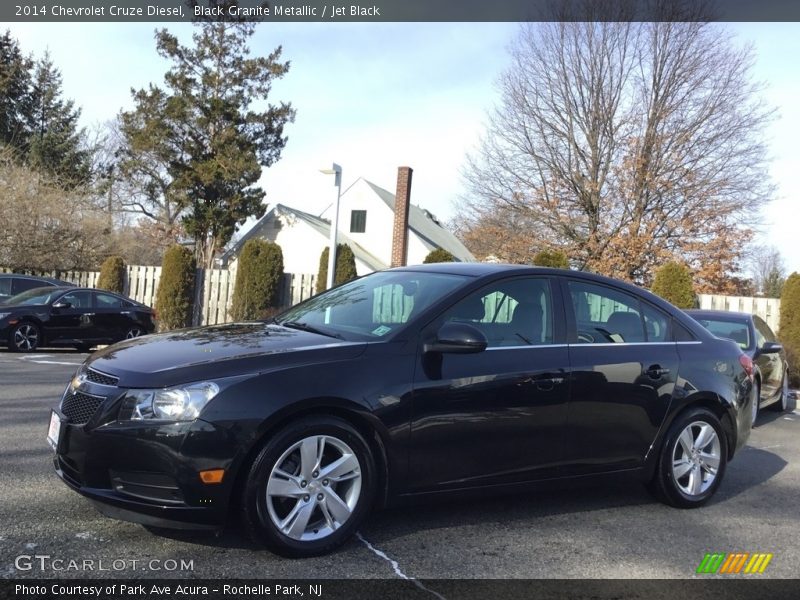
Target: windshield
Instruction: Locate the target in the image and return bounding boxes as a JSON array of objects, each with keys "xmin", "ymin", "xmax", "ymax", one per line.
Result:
[
  {"xmin": 4, "ymin": 287, "xmax": 65, "ymax": 306},
  {"xmin": 276, "ymin": 270, "xmax": 469, "ymax": 340},
  {"xmin": 695, "ymin": 317, "xmax": 751, "ymax": 350}
]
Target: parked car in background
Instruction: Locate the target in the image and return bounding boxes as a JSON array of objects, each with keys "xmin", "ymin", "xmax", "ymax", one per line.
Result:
[
  {"xmin": 686, "ymin": 309, "xmax": 791, "ymax": 421},
  {"xmin": 1, "ymin": 287, "xmax": 156, "ymax": 352},
  {"xmin": 0, "ymin": 274, "xmax": 73, "ymax": 304},
  {"xmin": 49, "ymin": 264, "xmax": 754, "ymax": 557}
]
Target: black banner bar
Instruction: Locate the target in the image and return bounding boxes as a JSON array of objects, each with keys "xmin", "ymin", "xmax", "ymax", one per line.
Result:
[
  {"xmin": 2, "ymin": 579, "xmax": 800, "ymax": 600},
  {"xmin": 2, "ymin": 0, "xmax": 800, "ymax": 23}
]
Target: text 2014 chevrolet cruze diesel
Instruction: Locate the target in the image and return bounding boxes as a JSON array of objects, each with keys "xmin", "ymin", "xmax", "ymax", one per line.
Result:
[{"xmin": 49, "ymin": 264, "xmax": 754, "ymax": 557}]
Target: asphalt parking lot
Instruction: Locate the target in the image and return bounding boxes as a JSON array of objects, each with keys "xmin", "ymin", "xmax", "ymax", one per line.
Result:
[{"xmin": 1, "ymin": 348, "xmax": 799, "ymax": 581}]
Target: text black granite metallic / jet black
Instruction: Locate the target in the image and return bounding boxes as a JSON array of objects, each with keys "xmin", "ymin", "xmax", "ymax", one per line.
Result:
[{"xmin": 49, "ymin": 264, "xmax": 757, "ymax": 557}]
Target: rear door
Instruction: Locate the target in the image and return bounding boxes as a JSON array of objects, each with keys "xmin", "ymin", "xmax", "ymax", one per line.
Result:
[
  {"xmin": 560, "ymin": 278, "xmax": 680, "ymax": 476},
  {"xmin": 409, "ymin": 276, "xmax": 570, "ymax": 491},
  {"xmin": 93, "ymin": 292, "xmax": 130, "ymax": 342}
]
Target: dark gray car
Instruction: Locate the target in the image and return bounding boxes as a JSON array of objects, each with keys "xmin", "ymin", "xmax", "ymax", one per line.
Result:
[
  {"xmin": 686, "ymin": 309, "xmax": 791, "ymax": 422},
  {"xmin": 0, "ymin": 274, "xmax": 72, "ymax": 303}
]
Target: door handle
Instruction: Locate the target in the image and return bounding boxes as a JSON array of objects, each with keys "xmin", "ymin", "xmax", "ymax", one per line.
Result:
[{"xmin": 646, "ymin": 365, "xmax": 670, "ymax": 379}]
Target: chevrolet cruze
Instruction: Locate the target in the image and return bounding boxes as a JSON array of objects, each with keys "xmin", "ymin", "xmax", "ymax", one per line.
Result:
[{"xmin": 49, "ymin": 264, "xmax": 754, "ymax": 557}]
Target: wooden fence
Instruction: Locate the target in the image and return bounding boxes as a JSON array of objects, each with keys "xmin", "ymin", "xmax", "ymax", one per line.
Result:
[
  {"xmin": 697, "ymin": 294, "xmax": 781, "ymax": 332},
  {"xmin": 1, "ymin": 266, "xmax": 317, "ymax": 327}
]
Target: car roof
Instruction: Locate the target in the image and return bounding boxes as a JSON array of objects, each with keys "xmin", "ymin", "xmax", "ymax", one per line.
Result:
[
  {"xmin": 0, "ymin": 274, "xmax": 71, "ymax": 285},
  {"xmin": 393, "ymin": 263, "xmax": 713, "ymax": 340},
  {"xmin": 685, "ymin": 309, "xmax": 753, "ymax": 322}
]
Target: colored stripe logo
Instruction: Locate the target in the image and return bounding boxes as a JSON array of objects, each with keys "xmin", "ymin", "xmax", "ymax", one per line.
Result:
[{"xmin": 697, "ymin": 553, "xmax": 773, "ymax": 574}]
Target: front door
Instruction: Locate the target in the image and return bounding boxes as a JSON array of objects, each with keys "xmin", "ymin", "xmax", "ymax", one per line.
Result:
[
  {"xmin": 409, "ymin": 276, "xmax": 569, "ymax": 492},
  {"xmin": 48, "ymin": 290, "xmax": 97, "ymax": 343}
]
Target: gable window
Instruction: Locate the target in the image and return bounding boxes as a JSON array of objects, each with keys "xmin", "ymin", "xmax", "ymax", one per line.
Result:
[{"xmin": 350, "ymin": 210, "xmax": 367, "ymax": 233}]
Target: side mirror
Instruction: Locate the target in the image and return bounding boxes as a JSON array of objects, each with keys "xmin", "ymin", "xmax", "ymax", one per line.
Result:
[
  {"xmin": 761, "ymin": 341, "xmax": 783, "ymax": 354},
  {"xmin": 424, "ymin": 322, "xmax": 488, "ymax": 354},
  {"xmin": 53, "ymin": 301, "xmax": 71, "ymax": 309}
]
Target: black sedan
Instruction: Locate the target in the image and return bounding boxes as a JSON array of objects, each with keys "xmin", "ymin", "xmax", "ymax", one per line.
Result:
[
  {"xmin": 0, "ymin": 274, "xmax": 73, "ymax": 303},
  {"xmin": 1, "ymin": 286, "xmax": 156, "ymax": 352},
  {"xmin": 49, "ymin": 264, "xmax": 753, "ymax": 557},
  {"xmin": 686, "ymin": 309, "xmax": 791, "ymax": 422}
]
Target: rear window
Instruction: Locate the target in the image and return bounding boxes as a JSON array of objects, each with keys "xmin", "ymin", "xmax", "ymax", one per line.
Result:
[{"xmin": 693, "ymin": 318, "xmax": 750, "ymax": 350}]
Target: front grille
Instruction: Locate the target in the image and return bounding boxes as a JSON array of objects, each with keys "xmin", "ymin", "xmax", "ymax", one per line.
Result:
[
  {"xmin": 85, "ymin": 368, "xmax": 119, "ymax": 387},
  {"xmin": 61, "ymin": 391, "xmax": 105, "ymax": 425}
]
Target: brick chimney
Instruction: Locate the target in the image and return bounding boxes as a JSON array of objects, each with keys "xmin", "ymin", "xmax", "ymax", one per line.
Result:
[{"xmin": 391, "ymin": 166, "xmax": 413, "ymax": 267}]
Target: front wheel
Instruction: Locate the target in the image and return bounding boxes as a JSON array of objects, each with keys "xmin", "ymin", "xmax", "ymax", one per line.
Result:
[
  {"xmin": 648, "ymin": 408, "xmax": 728, "ymax": 508},
  {"xmin": 8, "ymin": 321, "xmax": 40, "ymax": 352},
  {"xmin": 125, "ymin": 326, "xmax": 145, "ymax": 339},
  {"xmin": 241, "ymin": 416, "xmax": 376, "ymax": 557},
  {"xmin": 770, "ymin": 372, "xmax": 790, "ymax": 412}
]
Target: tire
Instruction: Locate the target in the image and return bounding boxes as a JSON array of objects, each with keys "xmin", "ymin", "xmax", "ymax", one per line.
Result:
[
  {"xmin": 240, "ymin": 416, "xmax": 376, "ymax": 558},
  {"xmin": 7, "ymin": 321, "xmax": 41, "ymax": 352},
  {"xmin": 125, "ymin": 326, "xmax": 145, "ymax": 339},
  {"xmin": 648, "ymin": 408, "xmax": 728, "ymax": 508},
  {"xmin": 74, "ymin": 344, "xmax": 93, "ymax": 353},
  {"xmin": 769, "ymin": 372, "xmax": 790, "ymax": 412}
]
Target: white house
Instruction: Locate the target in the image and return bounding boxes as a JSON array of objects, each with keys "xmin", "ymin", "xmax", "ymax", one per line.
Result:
[{"xmin": 220, "ymin": 168, "xmax": 474, "ymax": 275}]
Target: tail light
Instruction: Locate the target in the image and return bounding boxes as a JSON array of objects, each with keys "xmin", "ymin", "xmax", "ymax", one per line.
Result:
[
  {"xmin": 151, "ymin": 309, "xmax": 158, "ymax": 321},
  {"xmin": 739, "ymin": 354, "xmax": 754, "ymax": 381}
]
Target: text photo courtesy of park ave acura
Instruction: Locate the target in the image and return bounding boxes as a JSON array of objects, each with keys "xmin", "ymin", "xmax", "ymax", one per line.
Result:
[{"xmin": 3, "ymin": 1, "xmax": 800, "ymax": 599}]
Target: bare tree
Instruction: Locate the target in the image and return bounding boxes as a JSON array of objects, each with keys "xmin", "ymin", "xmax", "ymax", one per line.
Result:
[
  {"xmin": 0, "ymin": 146, "xmax": 111, "ymax": 270},
  {"xmin": 460, "ymin": 13, "xmax": 774, "ymax": 291},
  {"xmin": 748, "ymin": 244, "xmax": 785, "ymax": 297}
]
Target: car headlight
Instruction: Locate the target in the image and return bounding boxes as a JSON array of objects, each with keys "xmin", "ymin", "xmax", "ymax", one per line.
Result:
[{"xmin": 120, "ymin": 382, "xmax": 220, "ymax": 421}]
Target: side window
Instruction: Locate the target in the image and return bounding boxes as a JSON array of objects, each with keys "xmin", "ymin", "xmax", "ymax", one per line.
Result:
[
  {"xmin": 0, "ymin": 278, "xmax": 11, "ymax": 296},
  {"xmin": 441, "ymin": 278, "xmax": 554, "ymax": 347},
  {"xmin": 568, "ymin": 281, "xmax": 644, "ymax": 343},
  {"xmin": 58, "ymin": 290, "xmax": 93, "ymax": 309},
  {"xmin": 12, "ymin": 278, "xmax": 46, "ymax": 294},
  {"xmin": 642, "ymin": 304, "xmax": 670, "ymax": 342},
  {"xmin": 752, "ymin": 320, "xmax": 767, "ymax": 349},
  {"xmin": 753, "ymin": 316, "xmax": 776, "ymax": 343},
  {"xmin": 372, "ymin": 283, "xmax": 414, "ymax": 325},
  {"xmin": 96, "ymin": 293, "xmax": 124, "ymax": 309}
]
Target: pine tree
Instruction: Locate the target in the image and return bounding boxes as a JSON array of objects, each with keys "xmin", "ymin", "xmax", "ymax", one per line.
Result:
[
  {"xmin": 120, "ymin": 22, "xmax": 295, "ymax": 269},
  {"xmin": 317, "ymin": 244, "xmax": 358, "ymax": 293},
  {"xmin": 24, "ymin": 53, "xmax": 90, "ymax": 186},
  {"xmin": 532, "ymin": 249, "xmax": 569, "ymax": 269},
  {"xmin": 651, "ymin": 262, "xmax": 696, "ymax": 309},
  {"xmin": 423, "ymin": 248, "xmax": 456, "ymax": 263},
  {"xmin": 0, "ymin": 30, "xmax": 32, "ymax": 149}
]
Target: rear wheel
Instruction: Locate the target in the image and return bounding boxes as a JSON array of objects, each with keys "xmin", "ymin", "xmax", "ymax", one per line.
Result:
[
  {"xmin": 8, "ymin": 321, "xmax": 40, "ymax": 352},
  {"xmin": 648, "ymin": 408, "xmax": 727, "ymax": 508},
  {"xmin": 751, "ymin": 380, "xmax": 761, "ymax": 424},
  {"xmin": 241, "ymin": 416, "xmax": 375, "ymax": 557}
]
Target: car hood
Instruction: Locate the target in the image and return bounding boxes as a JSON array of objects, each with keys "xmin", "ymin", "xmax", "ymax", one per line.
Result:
[
  {"xmin": 85, "ymin": 322, "xmax": 367, "ymax": 388},
  {"xmin": 0, "ymin": 303, "xmax": 47, "ymax": 312}
]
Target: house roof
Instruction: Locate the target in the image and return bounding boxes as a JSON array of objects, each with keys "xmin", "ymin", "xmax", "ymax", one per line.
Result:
[
  {"xmin": 220, "ymin": 204, "xmax": 387, "ymax": 271},
  {"xmin": 360, "ymin": 179, "xmax": 474, "ymax": 262}
]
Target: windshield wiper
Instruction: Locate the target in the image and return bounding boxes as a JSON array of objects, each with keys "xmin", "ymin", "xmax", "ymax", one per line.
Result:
[{"xmin": 279, "ymin": 320, "xmax": 344, "ymax": 340}]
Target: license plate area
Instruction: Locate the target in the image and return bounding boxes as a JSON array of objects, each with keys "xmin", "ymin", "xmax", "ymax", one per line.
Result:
[{"xmin": 47, "ymin": 410, "xmax": 63, "ymax": 452}]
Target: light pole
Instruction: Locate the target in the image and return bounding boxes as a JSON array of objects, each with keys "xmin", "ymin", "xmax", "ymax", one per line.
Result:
[{"xmin": 319, "ymin": 163, "xmax": 342, "ymax": 291}]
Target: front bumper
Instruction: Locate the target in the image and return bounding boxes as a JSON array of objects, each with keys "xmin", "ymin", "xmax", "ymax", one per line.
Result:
[{"xmin": 52, "ymin": 407, "xmax": 240, "ymax": 530}]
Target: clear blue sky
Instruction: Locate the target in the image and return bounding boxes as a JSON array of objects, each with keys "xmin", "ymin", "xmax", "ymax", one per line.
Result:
[{"xmin": 9, "ymin": 22, "xmax": 800, "ymax": 274}]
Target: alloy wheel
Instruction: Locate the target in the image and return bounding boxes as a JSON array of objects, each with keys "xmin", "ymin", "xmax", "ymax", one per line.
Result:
[
  {"xmin": 13, "ymin": 324, "xmax": 39, "ymax": 351},
  {"xmin": 671, "ymin": 421, "xmax": 721, "ymax": 497},
  {"xmin": 266, "ymin": 435, "xmax": 362, "ymax": 541},
  {"xmin": 126, "ymin": 328, "xmax": 143, "ymax": 339}
]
